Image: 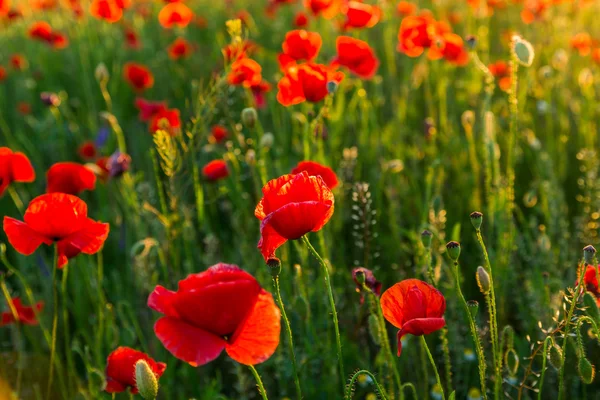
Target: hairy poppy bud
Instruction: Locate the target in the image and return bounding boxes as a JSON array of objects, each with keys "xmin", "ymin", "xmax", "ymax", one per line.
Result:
[
  {"xmin": 470, "ymin": 211, "xmax": 483, "ymax": 230},
  {"xmin": 421, "ymin": 230, "xmax": 433, "ymax": 248},
  {"xmin": 135, "ymin": 359, "xmax": 159, "ymax": 400},
  {"xmin": 354, "ymin": 269, "xmax": 366, "ymax": 286},
  {"xmin": 512, "ymin": 36, "xmax": 534, "ymax": 67},
  {"xmin": 260, "ymin": 133, "xmax": 274, "ymax": 148},
  {"xmin": 95, "ymin": 62, "xmax": 109, "ymax": 84},
  {"xmin": 467, "ymin": 300, "xmax": 479, "ymax": 318},
  {"xmin": 578, "ymin": 356, "xmax": 595, "ymax": 384},
  {"xmin": 583, "ymin": 245, "xmax": 596, "ymax": 265},
  {"xmin": 476, "ymin": 266, "xmax": 490, "ymax": 294},
  {"xmin": 583, "ymin": 292, "xmax": 600, "ymax": 323},
  {"xmin": 241, "ymin": 107, "xmax": 257, "ymax": 128},
  {"xmin": 505, "ymin": 348, "xmax": 519, "ymax": 377},
  {"xmin": 368, "ymin": 314, "xmax": 381, "ymax": 345},
  {"xmin": 549, "ymin": 343, "xmax": 563, "ymax": 371},
  {"xmin": 446, "ymin": 241, "xmax": 461, "ymax": 261},
  {"xmin": 267, "ymin": 257, "xmax": 282, "ymax": 278}
]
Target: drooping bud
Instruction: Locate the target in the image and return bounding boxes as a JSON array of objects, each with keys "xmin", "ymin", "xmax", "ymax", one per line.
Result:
[
  {"xmin": 512, "ymin": 36, "xmax": 535, "ymax": 67},
  {"xmin": 583, "ymin": 245, "xmax": 596, "ymax": 265},
  {"xmin": 505, "ymin": 348, "xmax": 519, "ymax": 377},
  {"xmin": 260, "ymin": 132, "xmax": 274, "ymax": 148},
  {"xmin": 549, "ymin": 343, "xmax": 563, "ymax": 371},
  {"xmin": 476, "ymin": 266, "xmax": 490, "ymax": 294},
  {"xmin": 578, "ymin": 356, "xmax": 596, "ymax": 384},
  {"xmin": 95, "ymin": 62, "xmax": 109, "ymax": 84},
  {"xmin": 467, "ymin": 300, "xmax": 479, "ymax": 318},
  {"xmin": 135, "ymin": 359, "xmax": 159, "ymax": 400},
  {"xmin": 241, "ymin": 107, "xmax": 257, "ymax": 128},
  {"xmin": 267, "ymin": 257, "xmax": 281, "ymax": 278},
  {"xmin": 583, "ymin": 292, "xmax": 600, "ymax": 323},
  {"xmin": 446, "ymin": 241, "xmax": 461, "ymax": 261},
  {"xmin": 470, "ymin": 211, "xmax": 483, "ymax": 230},
  {"xmin": 461, "ymin": 110, "xmax": 475, "ymax": 130},
  {"xmin": 421, "ymin": 230, "xmax": 433, "ymax": 248}
]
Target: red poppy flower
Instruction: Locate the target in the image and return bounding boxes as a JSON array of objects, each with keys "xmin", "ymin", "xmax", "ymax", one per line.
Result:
[
  {"xmin": 381, "ymin": 279, "xmax": 446, "ymax": 356},
  {"xmin": 114, "ymin": 0, "xmax": 130, "ymax": 9},
  {"xmin": 520, "ymin": 0, "xmax": 548, "ymax": 24},
  {"xmin": 28, "ymin": 21, "xmax": 53, "ymax": 42},
  {"xmin": 571, "ymin": 33, "xmax": 593, "ymax": 56},
  {"xmin": 250, "ymin": 80, "xmax": 272, "ymax": 109},
  {"xmin": 158, "ymin": 3, "xmax": 193, "ymax": 28},
  {"xmin": 149, "ymin": 108, "xmax": 181, "ymax": 136},
  {"xmin": 78, "ymin": 141, "xmax": 97, "ymax": 161},
  {"xmin": 148, "ymin": 263, "xmax": 281, "ymax": 366},
  {"xmin": 279, "ymin": 30, "xmax": 322, "ymax": 66},
  {"xmin": 90, "ymin": 0, "xmax": 123, "ymax": 23},
  {"xmin": 123, "ymin": 62, "xmax": 154, "ymax": 92},
  {"xmin": 352, "ymin": 267, "xmax": 382, "ymax": 304},
  {"xmin": 30, "ymin": 0, "xmax": 57, "ymax": 10},
  {"xmin": 222, "ymin": 40, "xmax": 257, "ymax": 63},
  {"xmin": 294, "ymin": 12, "xmax": 309, "ymax": 27},
  {"xmin": 593, "ymin": 49, "xmax": 600, "ymax": 66},
  {"xmin": 168, "ymin": 37, "xmax": 193, "ymax": 60},
  {"xmin": 0, "ymin": 147, "xmax": 35, "ymax": 197},
  {"xmin": 49, "ymin": 32, "xmax": 69, "ymax": 50},
  {"xmin": 135, "ymin": 98, "xmax": 167, "ymax": 122},
  {"xmin": 0, "ymin": 0, "xmax": 9, "ymax": 16},
  {"xmin": 290, "ymin": 160, "xmax": 339, "ymax": 189},
  {"xmin": 488, "ymin": 61, "xmax": 511, "ymax": 92},
  {"xmin": 105, "ymin": 347, "xmax": 166, "ymax": 394},
  {"xmin": 580, "ymin": 265, "xmax": 600, "ymax": 305},
  {"xmin": 46, "ymin": 162, "xmax": 97, "ymax": 195},
  {"xmin": 304, "ymin": 0, "xmax": 342, "ymax": 19},
  {"xmin": 266, "ymin": 0, "xmax": 296, "ymax": 16},
  {"xmin": 17, "ymin": 102, "xmax": 31, "ymax": 115},
  {"xmin": 397, "ymin": 14, "xmax": 450, "ymax": 58},
  {"xmin": 3, "ymin": 193, "xmax": 109, "ymax": 268},
  {"xmin": 124, "ymin": 27, "xmax": 141, "ymax": 50},
  {"xmin": 202, "ymin": 160, "xmax": 229, "ymax": 182},
  {"xmin": 277, "ymin": 63, "xmax": 344, "ymax": 106},
  {"xmin": 1, "ymin": 298, "xmax": 44, "ymax": 326},
  {"xmin": 255, "ymin": 171, "xmax": 334, "ymax": 260},
  {"xmin": 0, "ymin": 66, "xmax": 6, "ymax": 82},
  {"xmin": 396, "ymin": 1, "xmax": 417, "ymax": 16},
  {"xmin": 332, "ymin": 36, "xmax": 379, "ymax": 79},
  {"xmin": 428, "ymin": 32, "xmax": 469, "ymax": 66},
  {"xmin": 10, "ymin": 54, "xmax": 27, "ymax": 71},
  {"xmin": 210, "ymin": 125, "xmax": 228, "ymax": 144},
  {"xmin": 227, "ymin": 58, "xmax": 262, "ymax": 88},
  {"xmin": 342, "ymin": 1, "xmax": 381, "ymax": 30}
]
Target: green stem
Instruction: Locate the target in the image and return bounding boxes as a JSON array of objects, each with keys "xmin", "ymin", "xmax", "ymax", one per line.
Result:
[
  {"xmin": 537, "ymin": 337, "xmax": 553, "ymax": 400},
  {"xmin": 47, "ymin": 246, "xmax": 59, "ymax": 399},
  {"xmin": 345, "ymin": 370, "xmax": 388, "ymax": 400},
  {"xmin": 248, "ymin": 365, "xmax": 269, "ymax": 400},
  {"xmin": 302, "ymin": 235, "xmax": 345, "ymax": 393},
  {"xmin": 272, "ymin": 276, "xmax": 302, "ymax": 400},
  {"xmin": 8, "ymin": 186, "xmax": 24, "ymax": 214},
  {"xmin": 61, "ymin": 266, "xmax": 74, "ymax": 388},
  {"xmin": 421, "ymin": 335, "xmax": 445, "ymax": 400}
]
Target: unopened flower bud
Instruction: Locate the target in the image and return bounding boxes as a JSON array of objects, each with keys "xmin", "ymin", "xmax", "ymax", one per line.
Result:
[
  {"xmin": 462, "ymin": 110, "xmax": 475, "ymax": 130},
  {"xmin": 267, "ymin": 257, "xmax": 281, "ymax": 278},
  {"xmin": 512, "ymin": 36, "xmax": 535, "ymax": 67},
  {"xmin": 578, "ymin": 356, "xmax": 596, "ymax": 384},
  {"xmin": 505, "ymin": 348, "xmax": 519, "ymax": 377},
  {"xmin": 470, "ymin": 211, "xmax": 483, "ymax": 230},
  {"xmin": 476, "ymin": 266, "xmax": 490, "ymax": 294},
  {"xmin": 583, "ymin": 245, "xmax": 596, "ymax": 265},
  {"xmin": 326, "ymin": 81, "xmax": 338, "ymax": 94},
  {"xmin": 135, "ymin": 360, "xmax": 158, "ymax": 400},
  {"xmin": 354, "ymin": 269, "xmax": 366, "ymax": 286},
  {"xmin": 95, "ymin": 63, "xmax": 109, "ymax": 84},
  {"xmin": 549, "ymin": 343, "xmax": 562, "ymax": 371},
  {"xmin": 260, "ymin": 132, "xmax": 274, "ymax": 148},
  {"xmin": 446, "ymin": 241, "xmax": 461, "ymax": 261},
  {"xmin": 421, "ymin": 230, "xmax": 433, "ymax": 248},
  {"xmin": 241, "ymin": 107, "xmax": 257, "ymax": 128}
]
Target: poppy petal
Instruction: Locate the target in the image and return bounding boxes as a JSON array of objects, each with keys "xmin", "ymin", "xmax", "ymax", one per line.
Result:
[
  {"xmin": 24, "ymin": 193, "xmax": 88, "ymax": 239},
  {"xmin": 10, "ymin": 152, "xmax": 35, "ymax": 182},
  {"xmin": 257, "ymin": 218, "xmax": 288, "ymax": 261},
  {"xmin": 3, "ymin": 217, "xmax": 50, "ymax": 255},
  {"xmin": 148, "ymin": 285, "xmax": 179, "ymax": 317},
  {"xmin": 226, "ymin": 291, "xmax": 281, "ymax": 365},
  {"xmin": 105, "ymin": 378, "xmax": 127, "ymax": 393},
  {"xmin": 154, "ymin": 317, "xmax": 226, "ymax": 367},
  {"xmin": 263, "ymin": 201, "xmax": 332, "ymax": 240},
  {"xmin": 64, "ymin": 219, "xmax": 109, "ymax": 255}
]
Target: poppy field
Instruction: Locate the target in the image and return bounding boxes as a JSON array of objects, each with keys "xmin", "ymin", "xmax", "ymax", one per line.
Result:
[{"xmin": 2, "ymin": 0, "xmax": 600, "ymax": 399}]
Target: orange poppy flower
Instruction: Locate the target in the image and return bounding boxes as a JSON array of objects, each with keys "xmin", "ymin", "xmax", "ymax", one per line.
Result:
[
  {"xmin": 593, "ymin": 48, "xmax": 600, "ymax": 65},
  {"xmin": 381, "ymin": 279, "xmax": 446, "ymax": 356},
  {"xmin": 123, "ymin": 62, "xmax": 154, "ymax": 92},
  {"xmin": 168, "ymin": 37, "xmax": 194, "ymax": 60},
  {"xmin": 429, "ymin": 32, "xmax": 469, "ymax": 66},
  {"xmin": 278, "ymin": 30, "xmax": 322, "ymax": 69},
  {"xmin": 520, "ymin": 0, "xmax": 548, "ymax": 24},
  {"xmin": 158, "ymin": 3, "xmax": 194, "ymax": 29},
  {"xmin": 10, "ymin": 54, "xmax": 27, "ymax": 70},
  {"xmin": 0, "ymin": 66, "xmax": 6, "ymax": 82},
  {"xmin": 222, "ymin": 40, "xmax": 257, "ymax": 63},
  {"xmin": 332, "ymin": 36, "xmax": 379, "ymax": 79},
  {"xmin": 210, "ymin": 125, "xmax": 228, "ymax": 144},
  {"xmin": 17, "ymin": 102, "xmax": 31, "ymax": 115},
  {"xmin": 28, "ymin": 21, "xmax": 53, "ymax": 42},
  {"xmin": 571, "ymin": 33, "xmax": 593, "ymax": 56},
  {"xmin": 0, "ymin": 147, "xmax": 35, "ymax": 197},
  {"xmin": 291, "ymin": 160, "xmax": 339, "ymax": 189},
  {"xmin": 1, "ymin": 298, "xmax": 44, "ymax": 326},
  {"xmin": 227, "ymin": 58, "xmax": 262, "ymax": 88},
  {"xmin": 251, "ymin": 80, "xmax": 272, "ymax": 109},
  {"xmin": 3, "ymin": 193, "xmax": 109, "ymax": 268},
  {"xmin": 49, "ymin": 32, "xmax": 69, "ymax": 49},
  {"xmin": 488, "ymin": 61, "xmax": 511, "ymax": 91},
  {"xmin": 135, "ymin": 97, "xmax": 167, "ymax": 122},
  {"xmin": 396, "ymin": 1, "xmax": 416, "ymax": 16},
  {"xmin": 124, "ymin": 27, "xmax": 141, "ymax": 50},
  {"xmin": 90, "ymin": 0, "xmax": 123, "ymax": 23},
  {"xmin": 202, "ymin": 160, "xmax": 229, "ymax": 182},
  {"xmin": 294, "ymin": 11, "xmax": 309, "ymax": 27},
  {"xmin": 255, "ymin": 171, "xmax": 334, "ymax": 260},
  {"xmin": 46, "ymin": 162, "xmax": 97, "ymax": 195},
  {"xmin": 105, "ymin": 347, "xmax": 166, "ymax": 394},
  {"xmin": 342, "ymin": 1, "xmax": 381, "ymax": 30},
  {"xmin": 0, "ymin": 0, "xmax": 9, "ymax": 16},
  {"xmin": 277, "ymin": 63, "xmax": 344, "ymax": 106},
  {"xmin": 149, "ymin": 108, "xmax": 181, "ymax": 136},
  {"xmin": 304, "ymin": 0, "xmax": 342, "ymax": 19},
  {"xmin": 148, "ymin": 263, "xmax": 280, "ymax": 366},
  {"xmin": 397, "ymin": 15, "xmax": 436, "ymax": 57},
  {"xmin": 78, "ymin": 141, "xmax": 98, "ymax": 161}
]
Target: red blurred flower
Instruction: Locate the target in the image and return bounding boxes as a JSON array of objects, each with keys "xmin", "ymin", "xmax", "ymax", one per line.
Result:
[
  {"xmin": 0, "ymin": 147, "xmax": 35, "ymax": 197},
  {"xmin": 255, "ymin": 171, "xmax": 334, "ymax": 260},
  {"xmin": 10, "ymin": 54, "xmax": 27, "ymax": 71},
  {"xmin": 580, "ymin": 265, "xmax": 600, "ymax": 305},
  {"xmin": 135, "ymin": 98, "xmax": 167, "ymax": 122},
  {"xmin": 0, "ymin": 66, "xmax": 6, "ymax": 82},
  {"xmin": 3, "ymin": 193, "xmax": 109, "ymax": 268},
  {"xmin": 124, "ymin": 27, "xmax": 141, "ymax": 50},
  {"xmin": 1, "ymin": 298, "xmax": 44, "ymax": 326},
  {"xmin": 304, "ymin": 0, "xmax": 342, "ymax": 19},
  {"xmin": 90, "ymin": 0, "xmax": 123, "ymax": 23},
  {"xmin": 168, "ymin": 37, "xmax": 194, "ymax": 60},
  {"xmin": 294, "ymin": 12, "xmax": 309, "ymax": 27},
  {"xmin": 148, "ymin": 263, "xmax": 281, "ymax": 366},
  {"xmin": 520, "ymin": 0, "xmax": 548, "ymax": 24},
  {"xmin": 277, "ymin": 63, "xmax": 344, "ymax": 106},
  {"xmin": 428, "ymin": 32, "xmax": 469, "ymax": 66},
  {"xmin": 222, "ymin": 40, "xmax": 257, "ymax": 63},
  {"xmin": 78, "ymin": 141, "xmax": 98, "ymax": 161},
  {"xmin": 381, "ymin": 279, "xmax": 446, "ymax": 356},
  {"xmin": 342, "ymin": 1, "xmax": 381, "ymax": 30},
  {"xmin": 290, "ymin": 160, "xmax": 339, "ymax": 189},
  {"xmin": 105, "ymin": 347, "xmax": 166, "ymax": 394},
  {"xmin": 46, "ymin": 162, "xmax": 96, "ymax": 195},
  {"xmin": 571, "ymin": 33, "xmax": 593, "ymax": 56},
  {"xmin": 28, "ymin": 21, "xmax": 53, "ymax": 42},
  {"xmin": 279, "ymin": 30, "xmax": 322, "ymax": 68},
  {"xmin": 49, "ymin": 32, "xmax": 69, "ymax": 50},
  {"xmin": 0, "ymin": 0, "xmax": 9, "ymax": 16},
  {"xmin": 149, "ymin": 108, "xmax": 181, "ymax": 136},
  {"xmin": 396, "ymin": 1, "xmax": 417, "ymax": 16},
  {"xmin": 332, "ymin": 36, "xmax": 379, "ymax": 79},
  {"xmin": 488, "ymin": 61, "xmax": 511, "ymax": 92},
  {"xmin": 17, "ymin": 102, "xmax": 31, "ymax": 115},
  {"xmin": 210, "ymin": 125, "xmax": 228, "ymax": 144},
  {"xmin": 593, "ymin": 49, "xmax": 600, "ymax": 66},
  {"xmin": 158, "ymin": 3, "xmax": 194, "ymax": 28},
  {"xmin": 352, "ymin": 267, "xmax": 382, "ymax": 303},
  {"xmin": 202, "ymin": 160, "xmax": 229, "ymax": 182},
  {"xmin": 266, "ymin": 0, "xmax": 296, "ymax": 16},
  {"xmin": 123, "ymin": 62, "xmax": 154, "ymax": 92},
  {"xmin": 251, "ymin": 80, "xmax": 272, "ymax": 109},
  {"xmin": 227, "ymin": 58, "xmax": 262, "ymax": 88}
]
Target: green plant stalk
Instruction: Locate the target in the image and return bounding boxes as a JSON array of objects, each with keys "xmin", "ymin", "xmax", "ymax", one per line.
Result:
[
  {"xmin": 0, "ymin": 277, "xmax": 22, "ymax": 395},
  {"xmin": 401, "ymin": 383, "xmax": 418, "ymax": 400},
  {"xmin": 95, "ymin": 252, "xmax": 106, "ymax": 366},
  {"xmin": 557, "ymin": 265, "xmax": 587, "ymax": 400},
  {"xmin": 345, "ymin": 370, "xmax": 388, "ymax": 400},
  {"xmin": 272, "ymin": 276, "xmax": 302, "ymax": 400},
  {"xmin": 421, "ymin": 335, "xmax": 445, "ymax": 400},
  {"xmin": 249, "ymin": 365, "xmax": 269, "ymax": 400},
  {"xmin": 302, "ymin": 235, "xmax": 345, "ymax": 393},
  {"xmin": 61, "ymin": 265, "xmax": 75, "ymax": 389},
  {"xmin": 8, "ymin": 186, "xmax": 25, "ymax": 214},
  {"xmin": 537, "ymin": 337, "xmax": 553, "ymax": 400},
  {"xmin": 47, "ymin": 246, "xmax": 60, "ymax": 399}
]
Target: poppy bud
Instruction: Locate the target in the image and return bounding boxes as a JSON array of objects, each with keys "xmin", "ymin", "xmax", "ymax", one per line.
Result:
[
  {"xmin": 467, "ymin": 388, "xmax": 481, "ymax": 400},
  {"xmin": 505, "ymin": 348, "xmax": 519, "ymax": 377},
  {"xmin": 476, "ymin": 266, "xmax": 490, "ymax": 294},
  {"xmin": 549, "ymin": 343, "xmax": 563, "ymax": 371},
  {"xmin": 260, "ymin": 133, "xmax": 274, "ymax": 148},
  {"xmin": 135, "ymin": 359, "xmax": 159, "ymax": 400},
  {"xmin": 326, "ymin": 80, "xmax": 338, "ymax": 94},
  {"xmin": 421, "ymin": 230, "xmax": 433, "ymax": 248},
  {"xmin": 583, "ymin": 292, "xmax": 600, "ymax": 323},
  {"xmin": 106, "ymin": 151, "xmax": 131, "ymax": 178},
  {"xmin": 465, "ymin": 35, "xmax": 477, "ymax": 50},
  {"xmin": 95, "ymin": 62, "xmax": 109, "ymax": 84},
  {"xmin": 368, "ymin": 314, "xmax": 381, "ymax": 345},
  {"xmin": 583, "ymin": 245, "xmax": 596, "ymax": 265},
  {"xmin": 267, "ymin": 257, "xmax": 282, "ymax": 278},
  {"xmin": 446, "ymin": 241, "xmax": 461, "ymax": 261},
  {"xmin": 467, "ymin": 300, "xmax": 479, "ymax": 318},
  {"xmin": 354, "ymin": 269, "xmax": 366, "ymax": 286},
  {"xmin": 40, "ymin": 92, "xmax": 60, "ymax": 107},
  {"xmin": 578, "ymin": 356, "xmax": 595, "ymax": 384},
  {"xmin": 241, "ymin": 107, "xmax": 257, "ymax": 128},
  {"xmin": 462, "ymin": 111, "xmax": 475, "ymax": 130},
  {"xmin": 470, "ymin": 211, "xmax": 483, "ymax": 230},
  {"xmin": 512, "ymin": 36, "xmax": 534, "ymax": 67}
]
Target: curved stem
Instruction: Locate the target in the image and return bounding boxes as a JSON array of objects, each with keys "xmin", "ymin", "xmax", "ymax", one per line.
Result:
[
  {"xmin": 345, "ymin": 370, "xmax": 388, "ymax": 400},
  {"xmin": 421, "ymin": 336, "xmax": 445, "ymax": 400},
  {"xmin": 401, "ymin": 383, "xmax": 418, "ymax": 400},
  {"xmin": 248, "ymin": 365, "xmax": 269, "ymax": 400},
  {"xmin": 272, "ymin": 276, "xmax": 303, "ymax": 400},
  {"xmin": 302, "ymin": 235, "xmax": 345, "ymax": 392}
]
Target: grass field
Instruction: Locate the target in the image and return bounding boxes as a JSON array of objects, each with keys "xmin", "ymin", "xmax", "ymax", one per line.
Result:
[{"xmin": 1, "ymin": 0, "xmax": 600, "ymax": 399}]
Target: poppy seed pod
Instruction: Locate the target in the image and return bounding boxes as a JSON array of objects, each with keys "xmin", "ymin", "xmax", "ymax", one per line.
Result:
[
  {"xmin": 467, "ymin": 300, "xmax": 479, "ymax": 318},
  {"xmin": 267, "ymin": 257, "xmax": 282, "ymax": 278},
  {"xmin": 578, "ymin": 356, "xmax": 595, "ymax": 384},
  {"xmin": 421, "ymin": 230, "xmax": 433, "ymax": 248},
  {"xmin": 470, "ymin": 211, "xmax": 483, "ymax": 230},
  {"xmin": 326, "ymin": 80, "xmax": 338, "ymax": 94},
  {"xmin": 476, "ymin": 266, "xmax": 490, "ymax": 294},
  {"xmin": 583, "ymin": 245, "xmax": 596, "ymax": 265},
  {"xmin": 512, "ymin": 36, "xmax": 534, "ymax": 67},
  {"xmin": 465, "ymin": 35, "xmax": 477, "ymax": 50},
  {"xmin": 241, "ymin": 107, "xmax": 257, "ymax": 128},
  {"xmin": 135, "ymin": 360, "xmax": 159, "ymax": 400},
  {"xmin": 446, "ymin": 241, "xmax": 461, "ymax": 261}
]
